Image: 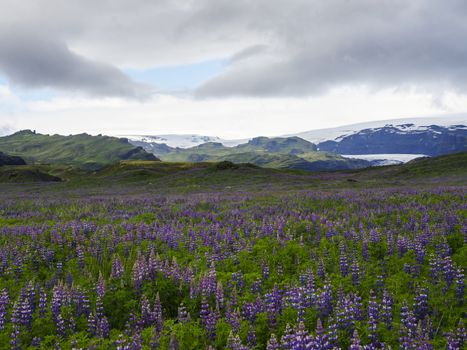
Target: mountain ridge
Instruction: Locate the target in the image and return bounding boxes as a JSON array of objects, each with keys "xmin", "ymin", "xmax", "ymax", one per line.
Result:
[{"xmin": 123, "ymin": 116, "xmax": 466, "ymax": 161}]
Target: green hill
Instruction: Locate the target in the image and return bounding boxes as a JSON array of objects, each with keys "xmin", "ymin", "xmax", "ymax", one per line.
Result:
[
  {"xmin": 134, "ymin": 136, "xmax": 369, "ymax": 171},
  {"xmin": 0, "ymin": 152, "xmax": 465, "ymax": 189},
  {"xmin": 0, "ymin": 130, "xmax": 159, "ymax": 169}
]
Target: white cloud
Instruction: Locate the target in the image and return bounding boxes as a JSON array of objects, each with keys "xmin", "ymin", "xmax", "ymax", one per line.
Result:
[{"xmin": 9, "ymin": 88, "xmax": 467, "ymax": 138}]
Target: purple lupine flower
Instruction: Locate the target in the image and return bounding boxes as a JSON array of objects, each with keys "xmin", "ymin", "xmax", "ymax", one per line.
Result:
[
  {"xmin": 56, "ymin": 313, "xmax": 66, "ymax": 337},
  {"xmin": 368, "ymin": 289, "xmax": 379, "ymax": 320},
  {"xmin": 317, "ymin": 260, "xmax": 326, "ymax": 280},
  {"xmin": 26, "ymin": 281, "xmax": 35, "ymax": 313},
  {"xmin": 73, "ymin": 288, "xmax": 90, "ymax": 318},
  {"xmin": 368, "ymin": 314, "xmax": 378, "ymax": 344},
  {"xmin": 20, "ymin": 296, "xmax": 32, "ymax": 328},
  {"xmin": 352, "ymin": 293, "xmax": 363, "ymax": 320},
  {"xmin": 336, "ymin": 290, "xmax": 353, "ymax": 331},
  {"xmin": 286, "ymin": 287, "xmax": 306, "ymax": 321},
  {"xmin": 292, "ymin": 320, "xmax": 313, "ymax": 350},
  {"xmin": 414, "ymin": 287, "xmax": 429, "ymax": 320},
  {"xmin": 281, "ymin": 323, "xmax": 295, "ymax": 350},
  {"xmin": 76, "ymin": 245, "xmax": 85, "ymax": 269},
  {"xmin": 250, "ymin": 278, "xmax": 262, "ymax": 295},
  {"xmin": 200, "ymin": 295, "xmax": 210, "ymax": 327},
  {"xmin": 351, "ymin": 259, "xmax": 360, "ymax": 286},
  {"xmin": 312, "ymin": 319, "xmax": 331, "ymax": 350},
  {"xmin": 225, "ymin": 303, "xmax": 241, "ymax": 333},
  {"xmin": 97, "ymin": 272, "xmax": 106, "ymax": 298},
  {"xmin": 95, "ymin": 296, "xmax": 104, "ymax": 318},
  {"xmin": 399, "ymin": 302, "xmax": 417, "ymax": 348},
  {"xmin": 265, "ymin": 284, "xmax": 282, "ymax": 328},
  {"xmin": 205, "ymin": 306, "xmax": 218, "ymax": 340},
  {"xmin": 147, "ymin": 248, "xmax": 157, "ymax": 279},
  {"xmin": 10, "ymin": 324, "xmax": 21, "ymax": 350},
  {"xmin": 39, "ymin": 290, "xmax": 47, "ymax": 318},
  {"xmin": 112, "ymin": 255, "xmax": 124, "ymax": 279},
  {"xmin": 429, "ymin": 254, "xmax": 440, "ymax": 283},
  {"xmin": 327, "ymin": 316, "xmax": 338, "ymax": 347},
  {"xmin": 69, "ymin": 315, "xmax": 76, "ymax": 334},
  {"xmin": 31, "ymin": 337, "xmax": 42, "ymax": 347},
  {"xmin": 362, "ymin": 240, "xmax": 369, "ymax": 261},
  {"xmin": 446, "ymin": 319, "xmax": 466, "ymax": 350},
  {"xmin": 266, "ymin": 333, "xmax": 280, "ymax": 350},
  {"xmin": 216, "ymin": 281, "xmax": 225, "ymax": 309},
  {"xmin": 277, "ymin": 263, "xmax": 283, "ymax": 277},
  {"xmin": 226, "ymin": 331, "xmax": 247, "ymax": 350},
  {"xmin": 442, "ymin": 256, "xmax": 455, "ymax": 287},
  {"xmin": 376, "ymin": 274, "xmax": 385, "ymax": 291},
  {"xmin": 153, "ymin": 292, "xmax": 163, "ymax": 334},
  {"xmin": 132, "ymin": 331, "xmax": 142, "ymax": 350},
  {"xmin": 177, "ymin": 303, "xmax": 190, "ymax": 323},
  {"xmin": 381, "ymin": 289, "xmax": 393, "ymax": 328},
  {"xmin": 262, "ymin": 261, "xmax": 270, "ymax": 280},
  {"xmin": 51, "ymin": 284, "xmax": 63, "ymax": 323},
  {"xmin": 141, "ymin": 295, "xmax": 152, "ymax": 326},
  {"xmin": 339, "ymin": 244, "xmax": 348, "ymax": 277},
  {"xmin": 88, "ymin": 312, "xmax": 97, "ymax": 336},
  {"xmin": 317, "ymin": 281, "xmax": 333, "ymax": 319},
  {"xmin": 349, "ymin": 329, "xmax": 363, "ymax": 350},
  {"xmin": 246, "ymin": 325, "xmax": 256, "ymax": 347},
  {"xmin": 454, "ymin": 268, "xmax": 464, "ymax": 302},
  {"xmin": 415, "ymin": 241, "xmax": 425, "ymax": 264},
  {"xmin": 0, "ymin": 288, "xmax": 9, "ymax": 330},
  {"xmin": 98, "ymin": 316, "xmax": 110, "ymax": 338},
  {"xmin": 132, "ymin": 258, "xmax": 145, "ymax": 292}
]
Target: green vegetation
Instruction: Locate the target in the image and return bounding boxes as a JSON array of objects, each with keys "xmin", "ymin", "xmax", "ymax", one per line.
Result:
[
  {"xmin": 0, "ymin": 153, "xmax": 464, "ymax": 349},
  {"xmin": 0, "ymin": 152, "xmax": 465, "ymax": 195},
  {"xmin": 0, "ymin": 130, "xmax": 158, "ymax": 169},
  {"xmin": 135, "ymin": 136, "xmax": 369, "ymax": 171}
]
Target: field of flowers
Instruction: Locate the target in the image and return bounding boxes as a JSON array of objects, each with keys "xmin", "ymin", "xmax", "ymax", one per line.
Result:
[{"xmin": 0, "ymin": 186, "xmax": 465, "ymax": 349}]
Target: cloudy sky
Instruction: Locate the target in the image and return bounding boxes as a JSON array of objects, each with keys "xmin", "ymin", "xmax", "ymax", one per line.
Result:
[{"xmin": 0, "ymin": 0, "xmax": 466, "ymax": 138}]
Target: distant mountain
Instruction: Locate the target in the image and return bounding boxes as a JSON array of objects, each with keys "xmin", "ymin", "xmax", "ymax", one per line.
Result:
[
  {"xmin": 130, "ymin": 135, "xmax": 370, "ymax": 171},
  {"xmin": 0, "ymin": 130, "xmax": 159, "ymax": 169},
  {"xmin": 316, "ymin": 124, "xmax": 466, "ymax": 156},
  {"xmin": 123, "ymin": 116, "xmax": 467, "ymax": 161},
  {"xmin": 288, "ymin": 115, "xmax": 466, "ymax": 142},
  {"xmin": 0, "ymin": 151, "xmax": 26, "ymax": 166},
  {"xmin": 121, "ymin": 134, "xmax": 241, "ymax": 149}
]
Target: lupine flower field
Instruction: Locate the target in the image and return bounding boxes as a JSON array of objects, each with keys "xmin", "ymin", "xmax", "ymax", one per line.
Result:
[{"xmin": 0, "ymin": 186, "xmax": 465, "ymax": 349}]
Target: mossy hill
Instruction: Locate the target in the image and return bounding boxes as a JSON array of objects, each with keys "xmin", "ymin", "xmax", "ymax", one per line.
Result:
[{"xmin": 0, "ymin": 130, "xmax": 158, "ymax": 169}]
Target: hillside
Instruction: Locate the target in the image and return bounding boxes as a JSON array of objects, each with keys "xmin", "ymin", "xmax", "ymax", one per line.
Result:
[
  {"xmin": 129, "ymin": 136, "xmax": 369, "ymax": 171},
  {"xmin": 0, "ymin": 130, "xmax": 159, "ymax": 169}
]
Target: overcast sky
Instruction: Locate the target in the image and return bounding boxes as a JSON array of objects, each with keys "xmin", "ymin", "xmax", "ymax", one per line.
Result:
[{"xmin": 0, "ymin": 0, "xmax": 466, "ymax": 138}]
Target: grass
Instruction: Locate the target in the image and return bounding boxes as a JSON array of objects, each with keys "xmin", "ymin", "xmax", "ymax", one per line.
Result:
[
  {"xmin": 0, "ymin": 130, "xmax": 156, "ymax": 169},
  {"xmin": 0, "ymin": 152, "xmax": 465, "ymax": 195}
]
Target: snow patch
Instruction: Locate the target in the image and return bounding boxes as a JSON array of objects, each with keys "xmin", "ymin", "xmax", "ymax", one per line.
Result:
[{"xmin": 342, "ymin": 154, "xmax": 427, "ymax": 163}]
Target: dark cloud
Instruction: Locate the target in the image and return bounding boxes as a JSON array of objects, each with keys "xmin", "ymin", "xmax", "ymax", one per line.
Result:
[
  {"xmin": 0, "ymin": 29, "xmax": 152, "ymax": 98},
  {"xmin": 195, "ymin": 0, "xmax": 467, "ymax": 97},
  {"xmin": 1, "ymin": 0, "xmax": 467, "ymax": 98}
]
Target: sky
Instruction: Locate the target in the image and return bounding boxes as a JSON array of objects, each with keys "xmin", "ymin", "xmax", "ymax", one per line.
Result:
[{"xmin": 0, "ymin": 0, "xmax": 467, "ymax": 138}]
